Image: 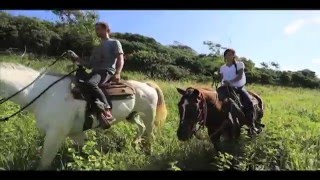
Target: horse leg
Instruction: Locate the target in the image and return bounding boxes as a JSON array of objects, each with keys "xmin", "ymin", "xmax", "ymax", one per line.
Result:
[
  {"xmin": 129, "ymin": 112, "xmax": 146, "ymax": 152},
  {"xmin": 141, "ymin": 109, "xmax": 156, "ymax": 155},
  {"xmin": 38, "ymin": 129, "xmax": 67, "ymax": 170},
  {"xmin": 254, "ymin": 107, "xmax": 265, "ymax": 134},
  {"xmin": 208, "ymin": 127, "xmax": 222, "ymax": 152},
  {"xmin": 227, "ymin": 112, "xmax": 240, "ymax": 140},
  {"xmin": 69, "ymin": 132, "xmax": 88, "ymax": 148},
  {"xmin": 232, "ymin": 118, "xmax": 241, "ymax": 139}
]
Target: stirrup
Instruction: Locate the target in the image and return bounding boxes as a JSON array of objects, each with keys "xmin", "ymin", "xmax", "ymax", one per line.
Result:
[
  {"xmin": 248, "ymin": 127, "xmax": 257, "ymax": 136},
  {"xmin": 250, "ymin": 126, "xmax": 259, "ymax": 133},
  {"xmin": 98, "ymin": 113, "xmax": 112, "ymax": 129},
  {"xmin": 94, "ymin": 99, "xmax": 107, "ymax": 112},
  {"xmin": 103, "ymin": 110, "xmax": 114, "ymax": 121}
]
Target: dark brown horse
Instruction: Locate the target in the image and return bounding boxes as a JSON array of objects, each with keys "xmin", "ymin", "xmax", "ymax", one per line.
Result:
[{"xmin": 176, "ymin": 86, "xmax": 264, "ymax": 149}]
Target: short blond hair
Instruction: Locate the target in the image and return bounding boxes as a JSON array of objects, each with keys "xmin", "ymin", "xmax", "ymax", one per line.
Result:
[{"xmin": 95, "ymin": 22, "xmax": 110, "ymax": 33}]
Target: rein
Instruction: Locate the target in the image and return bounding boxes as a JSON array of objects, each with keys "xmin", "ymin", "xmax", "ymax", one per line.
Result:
[
  {"xmin": 226, "ymin": 85, "xmax": 242, "ymax": 108},
  {"xmin": 0, "ymin": 52, "xmax": 68, "ymax": 104},
  {"xmin": 0, "ymin": 51, "xmax": 78, "ymax": 122},
  {"xmin": 193, "ymin": 93, "xmax": 207, "ymax": 134},
  {"xmin": 0, "ymin": 69, "xmax": 77, "ymax": 122}
]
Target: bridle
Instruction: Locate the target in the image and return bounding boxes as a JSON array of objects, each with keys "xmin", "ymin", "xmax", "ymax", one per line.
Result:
[{"xmin": 192, "ymin": 92, "xmax": 208, "ymax": 134}]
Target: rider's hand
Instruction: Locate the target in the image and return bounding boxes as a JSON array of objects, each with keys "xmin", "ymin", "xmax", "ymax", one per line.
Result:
[
  {"xmin": 67, "ymin": 50, "xmax": 79, "ymax": 62},
  {"xmin": 223, "ymin": 80, "xmax": 231, "ymax": 86},
  {"xmin": 112, "ymin": 73, "xmax": 121, "ymax": 83}
]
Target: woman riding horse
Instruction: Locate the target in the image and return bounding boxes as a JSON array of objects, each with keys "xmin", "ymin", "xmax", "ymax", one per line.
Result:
[
  {"xmin": 219, "ymin": 48, "xmax": 258, "ymax": 134},
  {"xmin": 176, "ymin": 86, "xmax": 264, "ymax": 150}
]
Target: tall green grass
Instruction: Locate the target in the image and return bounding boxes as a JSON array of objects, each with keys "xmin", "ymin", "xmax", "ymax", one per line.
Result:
[{"xmin": 0, "ymin": 55, "xmax": 319, "ymax": 170}]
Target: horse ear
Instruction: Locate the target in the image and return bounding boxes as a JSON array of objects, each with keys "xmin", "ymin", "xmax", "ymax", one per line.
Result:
[
  {"xmin": 176, "ymin": 88, "xmax": 186, "ymax": 95},
  {"xmin": 193, "ymin": 89, "xmax": 200, "ymax": 97}
]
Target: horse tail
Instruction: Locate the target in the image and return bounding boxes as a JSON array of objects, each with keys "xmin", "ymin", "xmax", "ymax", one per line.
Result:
[
  {"xmin": 248, "ymin": 91, "xmax": 264, "ymax": 118},
  {"xmin": 249, "ymin": 92, "xmax": 264, "ymax": 109},
  {"xmin": 146, "ymin": 82, "xmax": 167, "ymax": 128}
]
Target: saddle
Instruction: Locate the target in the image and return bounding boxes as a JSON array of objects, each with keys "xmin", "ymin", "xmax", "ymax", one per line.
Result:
[
  {"xmin": 69, "ymin": 66, "xmax": 135, "ymax": 101},
  {"xmin": 217, "ymin": 86, "xmax": 258, "ymax": 112},
  {"xmin": 68, "ymin": 66, "xmax": 136, "ymax": 131},
  {"xmin": 70, "ymin": 79, "xmax": 136, "ymax": 101},
  {"xmin": 217, "ymin": 86, "xmax": 265, "ymax": 134}
]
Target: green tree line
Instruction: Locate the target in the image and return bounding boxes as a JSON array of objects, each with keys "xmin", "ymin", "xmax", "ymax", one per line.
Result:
[{"xmin": 1, "ymin": 11, "xmax": 319, "ymax": 88}]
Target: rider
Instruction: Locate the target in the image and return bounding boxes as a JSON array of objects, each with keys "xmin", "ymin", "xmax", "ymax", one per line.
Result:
[
  {"xmin": 67, "ymin": 22, "xmax": 124, "ymax": 129},
  {"xmin": 219, "ymin": 48, "xmax": 258, "ymax": 133}
]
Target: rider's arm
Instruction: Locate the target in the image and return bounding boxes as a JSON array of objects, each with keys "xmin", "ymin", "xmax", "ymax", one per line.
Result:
[
  {"xmin": 74, "ymin": 57, "xmax": 92, "ymax": 69},
  {"xmin": 115, "ymin": 54, "xmax": 124, "ymax": 75},
  {"xmin": 114, "ymin": 40, "xmax": 124, "ymax": 75},
  {"xmin": 229, "ymin": 62, "xmax": 244, "ymax": 83},
  {"xmin": 219, "ymin": 66, "xmax": 225, "ymax": 83}
]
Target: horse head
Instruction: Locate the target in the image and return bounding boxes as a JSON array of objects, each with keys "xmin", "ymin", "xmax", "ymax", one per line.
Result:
[{"xmin": 176, "ymin": 87, "xmax": 207, "ymax": 141}]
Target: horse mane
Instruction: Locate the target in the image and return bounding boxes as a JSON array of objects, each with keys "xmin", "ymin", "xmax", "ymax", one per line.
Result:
[
  {"xmin": 0, "ymin": 62, "xmax": 71, "ymax": 79},
  {"xmin": 46, "ymin": 71, "xmax": 70, "ymax": 78},
  {"xmin": 0, "ymin": 62, "xmax": 39, "ymax": 73},
  {"xmin": 202, "ymin": 87, "xmax": 214, "ymax": 91},
  {"xmin": 192, "ymin": 87, "xmax": 222, "ymax": 111}
]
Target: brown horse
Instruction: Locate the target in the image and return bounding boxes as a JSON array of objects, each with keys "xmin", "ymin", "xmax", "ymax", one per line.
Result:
[{"xmin": 176, "ymin": 86, "xmax": 264, "ymax": 149}]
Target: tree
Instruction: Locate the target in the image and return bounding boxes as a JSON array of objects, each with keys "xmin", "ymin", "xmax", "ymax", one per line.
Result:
[
  {"xmin": 169, "ymin": 43, "xmax": 198, "ymax": 56},
  {"xmin": 52, "ymin": 10, "xmax": 100, "ymax": 45},
  {"xmin": 260, "ymin": 62, "xmax": 269, "ymax": 69},
  {"xmin": 239, "ymin": 57, "xmax": 255, "ymax": 72},
  {"xmin": 260, "ymin": 72, "xmax": 274, "ymax": 84},
  {"xmin": 0, "ymin": 12, "xmax": 19, "ymax": 49},
  {"xmin": 291, "ymin": 72, "xmax": 305, "ymax": 87},
  {"xmin": 271, "ymin": 61, "xmax": 280, "ymax": 70},
  {"xmin": 299, "ymin": 69, "xmax": 316, "ymax": 79},
  {"xmin": 0, "ymin": 12, "xmax": 318, "ymax": 88},
  {"xmin": 279, "ymin": 72, "xmax": 292, "ymax": 85},
  {"xmin": 203, "ymin": 41, "xmax": 226, "ymax": 56},
  {"xmin": 52, "ymin": 10, "xmax": 86, "ymax": 25}
]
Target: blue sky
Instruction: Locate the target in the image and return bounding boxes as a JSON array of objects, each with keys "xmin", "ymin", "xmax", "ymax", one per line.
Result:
[{"xmin": 7, "ymin": 10, "xmax": 320, "ymax": 77}]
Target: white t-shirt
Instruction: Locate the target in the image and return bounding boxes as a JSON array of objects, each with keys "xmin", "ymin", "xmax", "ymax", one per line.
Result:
[{"xmin": 219, "ymin": 61, "xmax": 246, "ymax": 87}]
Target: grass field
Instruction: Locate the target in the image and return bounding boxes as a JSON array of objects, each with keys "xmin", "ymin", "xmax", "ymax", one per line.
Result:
[{"xmin": 0, "ymin": 55, "xmax": 320, "ymax": 170}]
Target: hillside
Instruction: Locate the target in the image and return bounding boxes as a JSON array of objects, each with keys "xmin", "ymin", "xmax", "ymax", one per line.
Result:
[{"xmin": 1, "ymin": 11, "xmax": 320, "ymax": 89}]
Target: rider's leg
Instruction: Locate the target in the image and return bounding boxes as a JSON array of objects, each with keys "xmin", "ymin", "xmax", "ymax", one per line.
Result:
[
  {"xmin": 86, "ymin": 73, "xmax": 110, "ymax": 108},
  {"xmin": 96, "ymin": 71, "xmax": 114, "ymax": 122},
  {"xmin": 86, "ymin": 71, "xmax": 113, "ymax": 129},
  {"xmin": 237, "ymin": 87, "xmax": 256, "ymax": 131}
]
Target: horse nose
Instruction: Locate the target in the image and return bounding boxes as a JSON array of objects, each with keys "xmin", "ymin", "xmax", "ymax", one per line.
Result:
[
  {"xmin": 177, "ymin": 131, "xmax": 189, "ymax": 141},
  {"xmin": 177, "ymin": 123, "xmax": 190, "ymax": 141}
]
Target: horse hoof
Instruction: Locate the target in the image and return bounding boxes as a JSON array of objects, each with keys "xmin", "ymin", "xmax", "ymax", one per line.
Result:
[
  {"xmin": 142, "ymin": 145, "xmax": 152, "ymax": 155},
  {"xmin": 259, "ymin": 124, "xmax": 265, "ymax": 128},
  {"xmin": 144, "ymin": 149, "xmax": 152, "ymax": 156},
  {"xmin": 131, "ymin": 140, "xmax": 143, "ymax": 152},
  {"xmin": 246, "ymin": 129, "xmax": 255, "ymax": 138},
  {"xmin": 256, "ymin": 127, "xmax": 263, "ymax": 134}
]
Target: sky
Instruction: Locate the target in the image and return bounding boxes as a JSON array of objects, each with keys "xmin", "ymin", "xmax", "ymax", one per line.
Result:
[{"xmin": 6, "ymin": 10, "xmax": 320, "ymax": 77}]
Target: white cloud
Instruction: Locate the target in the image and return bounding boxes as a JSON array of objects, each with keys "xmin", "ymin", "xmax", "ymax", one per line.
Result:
[
  {"xmin": 284, "ymin": 19, "xmax": 306, "ymax": 35},
  {"xmin": 284, "ymin": 17, "xmax": 320, "ymax": 36},
  {"xmin": 311, "ymin": 58, "xmax": 320, "ymax": 65}
]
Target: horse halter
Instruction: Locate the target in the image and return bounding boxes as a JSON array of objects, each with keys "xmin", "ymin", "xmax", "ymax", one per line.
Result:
[{"xmin": 193, "ymin": 92, "xmax": 208, "ymax": 133}]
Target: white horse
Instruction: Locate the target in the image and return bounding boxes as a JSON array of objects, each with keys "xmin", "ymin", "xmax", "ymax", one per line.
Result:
[{"xmin": 0, "ymin": 62, "xmax": 167, "ymax": 170}]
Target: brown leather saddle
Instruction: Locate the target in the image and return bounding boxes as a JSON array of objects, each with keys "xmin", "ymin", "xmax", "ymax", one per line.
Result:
[
  {"xmin": 217, "ymin": 86, "xmax": 258, "ymax": 111},
  {"xmin": 70, "ymin": 77, "xmax": 136, "ymax": 101}
]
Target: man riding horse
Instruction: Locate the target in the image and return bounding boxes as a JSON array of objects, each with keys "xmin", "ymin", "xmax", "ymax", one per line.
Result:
[
  {"xmin": 67, "ymin": 22, "xmax": 124, "ymax": 129},
  {"xmin": 219, "ymin": 48, "xmax": 259, "ymax": 134}
]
